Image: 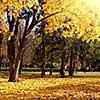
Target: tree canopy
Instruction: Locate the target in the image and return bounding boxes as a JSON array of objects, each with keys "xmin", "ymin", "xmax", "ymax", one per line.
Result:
[{"xmin": 0, "ymin": 0, "xmax": 100, "ymax": 41}]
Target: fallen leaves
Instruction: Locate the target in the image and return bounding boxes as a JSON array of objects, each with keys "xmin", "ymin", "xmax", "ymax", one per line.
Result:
[{"xmin": 0, "ymin": 74, "xmax": 100, "ymax": 100}]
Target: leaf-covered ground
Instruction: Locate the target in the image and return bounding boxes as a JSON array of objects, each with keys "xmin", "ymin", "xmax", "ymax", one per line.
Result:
[{"xmin": 0, "ymin": 73, "xmax": 100, "ymax": 100}]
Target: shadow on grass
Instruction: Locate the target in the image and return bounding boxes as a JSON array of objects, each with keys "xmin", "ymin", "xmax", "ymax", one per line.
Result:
[{"xmin": 0, "ymin": 71, "xmax": 100, "ymax": 79}]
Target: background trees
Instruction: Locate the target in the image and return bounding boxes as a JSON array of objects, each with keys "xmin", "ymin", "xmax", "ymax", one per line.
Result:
[{"xmin": 0, "ymin": 0, "xmax": 100, "ymax": 81}]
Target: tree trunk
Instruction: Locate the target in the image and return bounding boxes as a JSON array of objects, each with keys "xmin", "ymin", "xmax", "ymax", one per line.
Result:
[
  {"xmin": 69, "ymin": 48, "xmax": 74, "ymax": 76},
  {"xmin": 50, "ymin": 45, "xmax": 53, "ymax": 76},
  {"xmin": 60, "ymin": 50, "xmax": 66, "ymax": 77},
  {"xmin": 19, "ymin": 57, "xmax": 23, "ymax": 74},
  {"xmin": 7, "ymin": 37, "xmax": 15, "ymax": 81},
  {"xmin": 41, "ymin": 32, "xmax": 45, "ymax": 77},
  {"xmin": 0, "ymin": 44, "xmax": 1, "ymax": 71},
  {"xmin": 60, "ymin": 38, "xmax": 66, "ymax": 78},
  {"xmin": 0, "ymin": 33, "xmax": 3, "ymax": 71},
  {"xmin": 50, "ymin": 57, "xmax": 53, "ymax": 76},
  {"xmin": 7, "ymin": 38, "xmax": 22, "ymax": 82},
  {"xmin": 19, "ymin": 51, "xmax": 24, "ymax": 74},
  {"xmin": 41, "ymin": 62, "xmax": 45, "ymax": 77},
  {"xmin": 8, "ymin": 59, "xmax": 21, "ymax": 82},
  {"xmin": 50, "ymin": 64, "xmax": 53, "ymax": 76}
]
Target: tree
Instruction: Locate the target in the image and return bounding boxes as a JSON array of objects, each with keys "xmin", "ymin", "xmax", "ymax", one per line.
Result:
[
  {"xmin": 1, "ymin": 0, "xmax": 70, "ymax": 81},
  {"xmin": 5, "ymin": 1, "xmax": 46, "ymax": 82},
  {"xmin": 0, "ymin": 0, "xmax": 63, "ymax": 81},
  {"xmin": 0, "ymin": 32, "xmax": 3, "ymax": 70}
]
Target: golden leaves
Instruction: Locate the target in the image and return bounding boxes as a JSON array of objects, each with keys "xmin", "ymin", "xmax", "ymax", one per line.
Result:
[
  {"xmin": 43, "ymin": 0, "xmax": 69, "ymax": 34},
  {"xmin": 0, "ymin": 0, "xmax": 100, "ymax": 41},
  {"xmin": 0, "ymin": 23, "xmax": 8, "ymax": 36},
  {"xmin": 0, "ymin": 74, "xmax": 100, "ymax": 99},
  {"xmin": 7, "ymin": 32, "xmax": 14, "ymax": 41},
  {"xmin": 8, "ymin": 35, "xmax": 11, "ymax": 41},
  {"xmin": 43, "ymin": 0, "xmax": 100, "ymax": 42}
]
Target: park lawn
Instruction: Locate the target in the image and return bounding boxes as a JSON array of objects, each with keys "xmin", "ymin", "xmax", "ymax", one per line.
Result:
[{"xmin": 0, "ymin": 73, "xmax": 100, "ymax": 100}]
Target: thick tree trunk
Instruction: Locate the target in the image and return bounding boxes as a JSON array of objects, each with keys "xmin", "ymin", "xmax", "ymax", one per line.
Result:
[
  {"xmin": 7, "ymin": 37, "xmax": 15, "ymax": 81},
  {"xmin": 7, "ymin": 38, "xmax": 22, "ymax": 82},
  {"xmin": 69, "ymin": 48, "xmax": 74, "ymax": 76},
  {"xmin": 8, "ymin": 59, "xmax": 20, "ymax": 82}
]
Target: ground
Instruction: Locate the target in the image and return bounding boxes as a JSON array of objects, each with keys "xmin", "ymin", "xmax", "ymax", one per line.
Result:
[{"xmin": 0, "ymin": 72, "xmax": 100, "ymax": 100}]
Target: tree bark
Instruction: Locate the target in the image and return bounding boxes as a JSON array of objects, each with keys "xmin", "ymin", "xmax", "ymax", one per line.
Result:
[
  {"xmin": 50, "ymin": 43, "xmax": 53, "ymax": 76},
  {"xmin": 41, "ymin": 32, "xmax": 45, "ymax": 77},
  {"xmin": 60, "ymin": 38, "xmax": 66, "ymax": 78},
  {"xmin": 8, "ymin": 59, "xmax": 21, "ymax": 82},
  {"xmin": 8, "ymin": 45, "xmax": 22, "ymax": 82},
  {"xmin": 19, "ymin": 51, "xmax": 24, "ymax": 74},
  {"xmin": 41, "ymin": 62, "xmax": 45, "ymax": 77},
  {"xmin": 69, "ymin": 47, "xmax": 74, "ymax": 76},
  {"xmin": 0, "ymin": 49, "xmax": 1, "ymax": 71},
  {"xmin": 50, "ymin": 52, "xmax": 53, "ymax": 75},
  {"xmin": 7, "ymin": 37, "xmax": 15, "ymax": 82},
  {"xmin": 7, "ymin": 35, "xmax": 22, "ymax": 82},
  {"xmin": 19, "ymin": 57, "xmax": 23, "ymax": 74},
  {"xmin": 60, "ymin": 50, "xmax": 66, "ymax": 77},
  {"xmin": 0, "ymin": 33, "xmax": 3, "ymax": 71}
]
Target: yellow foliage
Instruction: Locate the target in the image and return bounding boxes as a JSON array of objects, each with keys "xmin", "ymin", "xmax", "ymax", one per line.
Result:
[
  {"xmin": 43, "ymin": 0, "xmax": 100, "ymax": 42},
  {"xmin": 0, "ymin": 0, "xmax": 100, "ymax": 41}
]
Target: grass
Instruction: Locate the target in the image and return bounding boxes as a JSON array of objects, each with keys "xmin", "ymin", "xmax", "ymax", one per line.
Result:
[{"xmin": 0, "ymin": 72, "xmax": 100, "ymax": 100}]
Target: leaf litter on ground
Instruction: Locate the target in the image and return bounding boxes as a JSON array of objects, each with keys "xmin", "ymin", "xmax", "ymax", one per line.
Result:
[{"xmin": 0, "ymin": 73, "xmax": 100, "ymax": 100}]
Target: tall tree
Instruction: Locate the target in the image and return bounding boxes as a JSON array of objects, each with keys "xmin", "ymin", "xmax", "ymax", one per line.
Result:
[{"xmin": 0, "ymin": 0, "xmax": 63, "ymax": 81}]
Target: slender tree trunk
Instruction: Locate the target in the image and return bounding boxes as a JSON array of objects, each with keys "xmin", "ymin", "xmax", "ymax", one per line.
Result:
[
  {"xmin": 0, "ymin": 49, "xmax": 1, "ymax": 71},
  {"xmin": 50, "ymin": 43, "xmax": 53, "ymax": 76},
  {"xmin": 0, "ymin": 33, "xmax": 3, "ymax": 71},
  {"xmin": 69, "ymin": 47, "xmax": 74, "ymax": 76},
  {"xmin": 60, "ymin": 38, "xmax": 66, "ymax": 78},
  {"xmin": 19, "ymin": 51, "xmax": 24, "ymax": 74},
  {"xmin": 0, "ymin": 43, "xmax": 1, "ymax": 71},
  {"xmin": 50, "ymin": 50, "xmax": 53, "ymax": 75},
  {"xmin": 41, "ymin": 32, "xmax": 45, "ymax": 77},
  {"xmin": 41, "ymin": 62, "xmax": 45, "ymax": 77},
  {"xmin": 19, "ymin": 57, "xmax": 23, "ymax": 74},
  {"xmin": 73, "ymin": 60, "xmax": 76, "ymax": 73}
]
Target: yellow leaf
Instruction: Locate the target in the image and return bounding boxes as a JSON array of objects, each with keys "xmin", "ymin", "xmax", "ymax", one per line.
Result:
[{"xmin": 8, "ymin": 35, "xmax": 11, "ymax": 41}]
